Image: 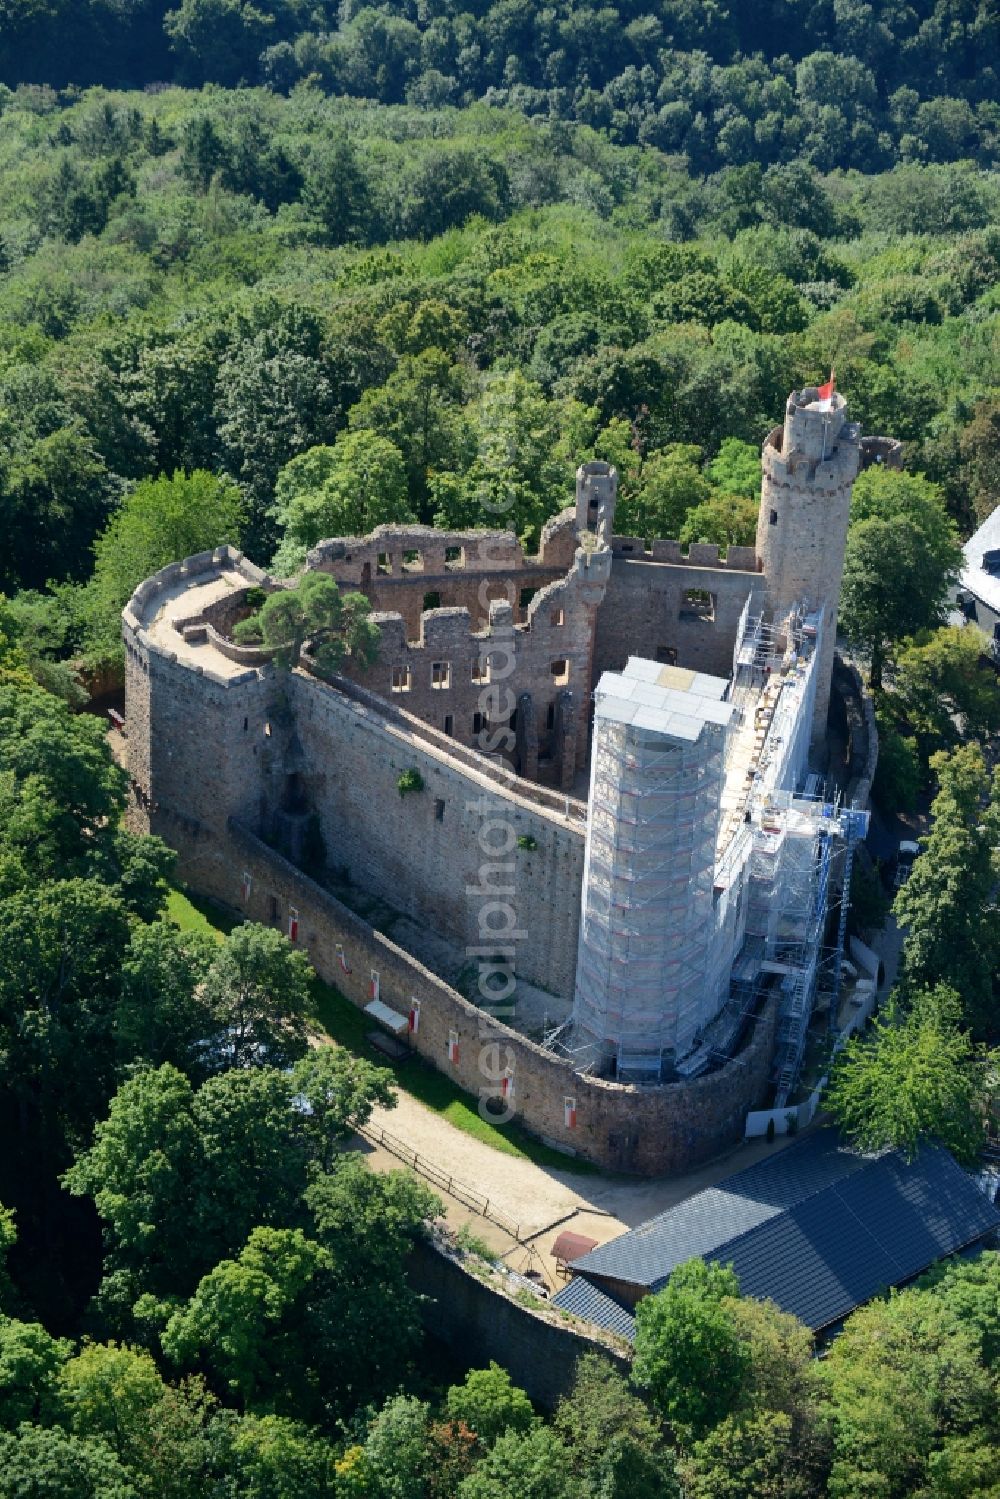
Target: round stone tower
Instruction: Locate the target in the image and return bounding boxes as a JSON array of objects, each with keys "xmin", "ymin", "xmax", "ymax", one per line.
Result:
[{"xmin": 756, "ymin": 387, "xmax": 861, "ymax": 741}]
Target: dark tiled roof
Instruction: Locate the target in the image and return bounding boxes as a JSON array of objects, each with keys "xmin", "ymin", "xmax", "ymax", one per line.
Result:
[
  {"xmin": 552, "ymin": 1274, "xmax": 636, "ymax": 1341},
  {"xmin": 555, "ymin": 1129, "xmax": 1000, "ymax": 1337}
]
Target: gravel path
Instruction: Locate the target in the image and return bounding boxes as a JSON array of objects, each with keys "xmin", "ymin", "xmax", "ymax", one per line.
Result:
[{"xmin": 364, "ymin": 1087, "xmax": 802, "ymax": 1255}]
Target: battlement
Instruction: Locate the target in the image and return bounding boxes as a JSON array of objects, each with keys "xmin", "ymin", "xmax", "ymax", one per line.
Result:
[
  {"xmin": 123, "ymin": 545, "xmax": 275, "ymax": 690},
  {"xmin": 763, "ymin": 395, "xmax": 861, "ymax": 490},
  {"xmin": 610, "ymin": 536, "xmax": 761, "ymax": 571},
  {"xmin": 307, "ymin": 509, "xmax": 579, "ymax": 584},
  {"xmin": 859, "ymin": 434, "xmax": 904, "ymax": 471}
]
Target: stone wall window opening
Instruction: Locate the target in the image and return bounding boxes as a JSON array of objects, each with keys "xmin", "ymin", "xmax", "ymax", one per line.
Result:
[
  {"xmin": 445, "ymin": 545, "xmax": 465, "ymax": 569},
  {"xmin": 377, "ymin": 551, "xmax": 391, "ymax": 575},
  {"xmin": 288, "ymin": 906, "xmax": 299, "ymax": 943},
  {"xmin": 443, "ymin": 714, "xmax": 454, "ymax": 737},
  {"xmin": 391, "ymin": 664, "xmax": 412, "ymax": 693},
  {"xmin": 655, "ymin": 645, "xmax": 678, "ymax": 665},
  {"xmin": 550, "ymin": 658, "xmax": 570, "ymax": 684},
  {"xmin": 551, "ymin": 607, "xmax": 564, "ymax": 627},
  {"xmin": 680, "ymin": 589, "xmax": 716, "ymax": 622},
  {"xmin": 431, "ymin": 660, "xmax": 452, "ymax": 689},
  {"xmin": 769, "ymin": 509, "xmax": 778, "ymax": 526},
  {"xmin": 264, "ymin": 721, "xmax": 272, "ymax": 737},
  {"xmin": 402, "ymin": 548, "xmax": 424, "ymax": 572},
  {"xmin": 508, "ymin": 708, "xmax": 518, "ymax": 732},
  {"xmin": 243, "ymin": 716, "xmax": 249, "ymax": 732},
  {"xmin": 546, "ymin": 701, "xmax": 556, "ymax": 732},
  {"xmin": 471, "ymin": 657, "xmax": 488, "ymax": 683},
  {"xmin": 473, "ymin": 711, "xmax": 485, "ymax": 734},
  {"xmin": 519, "ymin": 585, "xmax": 538, "ymax": 611},
  {"xmin": 423, "ymin": 590, "xmax": 442, "ymax": 611},
  {"xmin": 434, "ymin": 797, "xmax": 445, "ymax": 821},
  {"xmin": 269, "ymin": 895, "xmax": 278, "ymax": 924}
]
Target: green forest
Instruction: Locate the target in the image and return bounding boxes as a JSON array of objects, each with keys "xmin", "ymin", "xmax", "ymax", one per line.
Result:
[{"xmin": 1, "ymin": 0, "xmax": 1000, "ymax": 1494}]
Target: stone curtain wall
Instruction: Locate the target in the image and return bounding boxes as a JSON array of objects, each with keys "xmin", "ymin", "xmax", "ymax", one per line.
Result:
[
  {"xmin": 213, "ymin": 823, "xmax": 778, "ymax": 1176},
  {"xmin": 123, "ymin": 547, "xmax": 276, "ymax": 842},
  {"xmin": 594, "ymin": 548, "xmax": 766, "ymax": 681},
  {"xmin": 286, "ymin": 667, "xmax": 587, "ymax": 998},
  {"xmin": 407, "ymin": 1238, "xmax": 631, "ymax": 1410}
]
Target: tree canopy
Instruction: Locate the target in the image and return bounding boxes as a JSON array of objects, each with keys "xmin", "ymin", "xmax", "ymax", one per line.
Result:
[
  {"xmin": 235, "ymin": 573, "xmax": 380, "ymax": 674},
  {"xmin": 826, "ymin": 986, "xmax": 991, "ymax": 1164}
]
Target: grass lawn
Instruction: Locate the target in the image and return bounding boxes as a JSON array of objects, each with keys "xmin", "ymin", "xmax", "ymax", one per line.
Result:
[
  {"xmin": 165, "ymin": 885, "xmax": 238, "ymax": 941},
  {"xmin": 166, "ymin": 883, "xmax": 595, "ymax": 1175}
]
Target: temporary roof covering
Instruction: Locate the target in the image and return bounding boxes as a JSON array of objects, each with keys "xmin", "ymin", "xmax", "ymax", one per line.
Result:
[
  {"xmin": 364, "ymin": 999, "xmax": 408, "ymax": 1034},
  {"xmin": 551, "ymin": 1231, "xmax": 599, "ymax": 1264},
  {"xmin": 551, "ymin": 1128, "xmax": 1000, "ymax": 1337}
]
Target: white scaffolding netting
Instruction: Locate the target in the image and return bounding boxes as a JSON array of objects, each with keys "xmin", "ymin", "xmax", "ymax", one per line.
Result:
[{"xmin": 569, "ymin": 606, "xmax": 853, "ymax": 1097}]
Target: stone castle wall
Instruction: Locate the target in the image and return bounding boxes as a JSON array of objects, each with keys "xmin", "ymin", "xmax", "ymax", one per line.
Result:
[
  {"xmin": 188, "ymin": 820, "xmax": 779, "ymax": 1176},
  {"xmin": 285, "ymin": 668, "xmax": 588, "ymax": 998},
  {"xmin": 407, "ymin": 1237, "xmax": 630, "ymax": 1409},
  {"xmin": 330, "ymin": 540, "xmax": 611, "ymax": 786},
  {"xmin": 307, "ymin": 511, "xmax": 579, "ymax": 638},
  {"xmin": 594, "ymin": 546, "xmax": 766, "ymax": 681}
]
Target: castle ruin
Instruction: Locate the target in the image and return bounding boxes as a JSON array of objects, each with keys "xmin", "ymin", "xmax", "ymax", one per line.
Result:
[{"xmin": 123, "ymin": 388, "xmax": 897, "ymax": 1174}]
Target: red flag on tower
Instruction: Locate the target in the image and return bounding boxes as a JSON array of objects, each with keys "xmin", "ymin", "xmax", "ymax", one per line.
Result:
[{"xmin": 815, "ymin": 370, "xmax": 836, "ymax": 411}]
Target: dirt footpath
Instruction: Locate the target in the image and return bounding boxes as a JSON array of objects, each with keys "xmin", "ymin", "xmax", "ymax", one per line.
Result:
[{"xmin": 361, "ymin": 1087, "xmax": 801, "ymax": 1291}]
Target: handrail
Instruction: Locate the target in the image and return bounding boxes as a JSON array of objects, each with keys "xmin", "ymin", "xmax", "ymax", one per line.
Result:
[{"xmin": 358, "ymin": 1120, "xmax": 522, "ymax": 1242}]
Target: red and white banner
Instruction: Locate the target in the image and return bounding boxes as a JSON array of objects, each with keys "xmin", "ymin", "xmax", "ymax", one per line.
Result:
[
  {"xmin": 815, "ymin": 370, "xmax": 836, "ymax": 411},
  {"xmin": 369, "ymin": 970, "xmax": 380, "ymax": 1003},
  {"xmin": 501, "ymin": 1073, "xmax": 514, "ymax": 1102},
  {"xmin": 448, "ymin": 1029, "xmax": 460, "ymax": 1064},
  {"xmin": 408, "ymin": 999, "xmax": 420, "ymax": 1034},
  {"xmin": 287, "ymin": 908, "xmax": 299, "ymax": 943},
  {"xmin": 564, "ymin": 1096, "xmax": 577, "ymax": 1129},
  {"xmin": 335, "ymin": 943, "xmax": 351, "ymax": 975}
]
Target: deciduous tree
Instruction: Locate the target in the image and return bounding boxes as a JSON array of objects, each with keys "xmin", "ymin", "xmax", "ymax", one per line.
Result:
[
  {"xmin": 632, "ymin": 1259, "xmax": 749, "ymax": 1442},
  {"xmin": 235, "ymin": 573, "xmax": 380, "ymax": 675},
  {"xmin": 894, "ymin": 745, "xmax": 1000, "ymax": 1034},
  {"xmin": 826, "ymin": 986, "xmax": 990, "ymax": 1163}
]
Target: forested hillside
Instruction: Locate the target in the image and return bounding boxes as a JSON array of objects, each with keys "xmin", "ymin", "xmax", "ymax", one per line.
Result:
[
  {"xmin": 4, "ymin": 0, "xmax": 1000, "ymax": 172},
  {"xmin": 1, "ymin": 81, "xmax": 999, "ymax": 677}
]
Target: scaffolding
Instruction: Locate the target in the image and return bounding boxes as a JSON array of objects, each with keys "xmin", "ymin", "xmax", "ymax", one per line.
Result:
[
  {"xmin": 572, "ymin": 661, "xmax": 733, "ymax": 1080},
  {"xmin": 570, "ymin": 605, "xmax": 867, "ymax": 1103}
]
